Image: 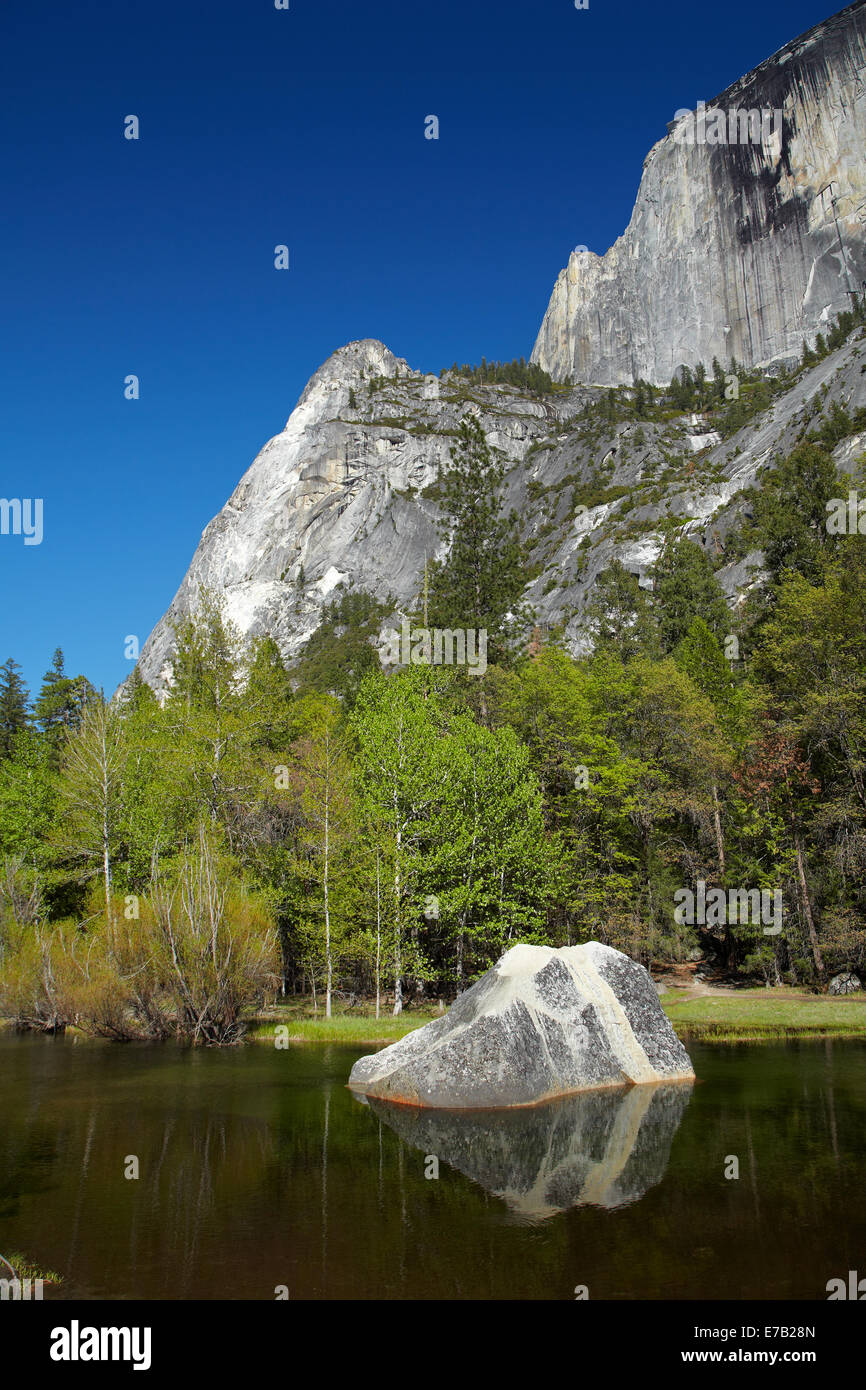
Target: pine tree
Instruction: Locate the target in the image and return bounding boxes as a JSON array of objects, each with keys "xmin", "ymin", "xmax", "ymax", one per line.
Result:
[
  {"xmin": 675, "ymin": 616, "xmax": 744, "ymax": 745},
  {"xmin": 652, "ymin": 538, "xmax": 729, "ymax": 651},
  {"xmin": 118, "ymin": 665, "xmax": 157, "ymax": 714},
  {"xmin": 0, "ymin": 658, "xmax": 29, "ymax": 757},
  {"xmin": 586, "ymin": 561, "xmax": 657, "ymax": 660},
  {"xmin": 34, "ymin": 648, "xmax": 67, "ymax": 734},
  {"xmin": 33, "ymin": 649, "xmax": 91, "ymax": 756},
  {"xmin": 427, "ymin": 417, "xmax": 529, "ymax": 661},
  {"xmin": 694, "ymin": 362, "xmax": 707, "ymax": 408},
  {"xmin": 168, "ymin": 591, "xmax": 241, "ymax": 713},
  {"xmin": 752, "ymin": 442, "xmax": 839, "ymax": 586}
]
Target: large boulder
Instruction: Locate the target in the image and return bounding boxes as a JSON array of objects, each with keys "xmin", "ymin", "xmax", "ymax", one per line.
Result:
[
  {"xmin": 829, "ymin": 972, "xmax": 862, "ymax": 995},
  {"xmin": 348, "ymin": 942, "xmax": 695, "ymax": 1109}
]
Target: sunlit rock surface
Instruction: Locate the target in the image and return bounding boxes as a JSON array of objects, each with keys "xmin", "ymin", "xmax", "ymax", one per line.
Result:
[
  {"xmin": 362, "ymin": 1079, "xmax": 692, "ymax": 1220},
  {"xmin": 532, "ymin": 2, "xmax": 866, "ymax": 385},
  {"xmin": 131, "ymin": 332, "xmax": 866, "ymax": 695},
  {"xmin": 130, "ymin": 3, "xmax": 866, "ymax": 695},
  {"xmin": 347, "ymin": 943, "xmax": 695, "ymax": 1109}
]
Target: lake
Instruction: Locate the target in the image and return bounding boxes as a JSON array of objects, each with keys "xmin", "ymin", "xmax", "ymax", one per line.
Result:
[{"xmin": 1, "ymin": 1032, "xmax": 864, "ymax": 1300}]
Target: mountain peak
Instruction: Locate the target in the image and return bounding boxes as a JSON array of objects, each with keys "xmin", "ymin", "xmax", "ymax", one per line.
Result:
[
  {"xmin": 532, "ymin": 0, "xmax": 866, "ymax": 385},
  {"xmin": 294, "ymin": 339, "xmax": 414, "ymax": 418}
]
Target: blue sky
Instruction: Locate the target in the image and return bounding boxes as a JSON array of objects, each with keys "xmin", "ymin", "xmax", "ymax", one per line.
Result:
[{"xmin": 1, "ymin": 0, "xmax": 837, "ymax": 698}]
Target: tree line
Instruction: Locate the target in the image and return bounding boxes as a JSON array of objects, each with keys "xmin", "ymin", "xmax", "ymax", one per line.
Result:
[{"xmin": 2, "ymin": 333, "xmax": 866, "ymax": 1039}]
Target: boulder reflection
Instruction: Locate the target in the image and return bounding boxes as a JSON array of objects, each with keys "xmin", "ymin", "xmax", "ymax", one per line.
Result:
[{"xmin": 362, "ymin": 1081, "xmax": 693, "ymax": 1220}]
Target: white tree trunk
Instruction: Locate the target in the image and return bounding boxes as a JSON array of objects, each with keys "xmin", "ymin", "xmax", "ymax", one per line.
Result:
[
  {"xmin": 324, "ymin": 774, "xmax": 332, "ymax": 1018},
  {"xmin": 375, "ymin": 851, "xmax": 381, "ymax": 1021},
  {"xmin": 393, "ymin": 819, "xmax": 403, "ymax": 1016}
]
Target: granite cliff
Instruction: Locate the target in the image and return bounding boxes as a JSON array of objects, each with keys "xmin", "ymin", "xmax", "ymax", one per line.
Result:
[
  {"xmin": 531, "ymin": 1, "xmax": 866, "ymax": 385},
  {"xmin": 134, "ymin": 329, "xmax": 866, "ymax": 690},
  {"xmin": 133, "ymin": 4, "xmax": 866, "ymax": 692}
]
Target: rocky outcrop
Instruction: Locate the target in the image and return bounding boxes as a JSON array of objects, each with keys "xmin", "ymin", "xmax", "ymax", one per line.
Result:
[
  {"xmin": 828, "ymin": 971, "xmax": 862, "ymax": 993},
  {"xmin": 133, "ymin": 339, "xmax": 584, "ymax": 691},
  {"xmin": 347, "ymin": 942, "xmax": 695, "ymax": 1109},
  {"xmin": 132, "ymin": 329, "xmax": 866, "ymax": 692},
  {"xmin": 359, "ymin": 1080, "xmax": 692, "ymax": 1220},
  {"xmin": 129, "ymin": 3, "xmax": 866, "ymax": 693},
  {"xmin": 532, "ymin": 2, "xmax": 866, "ymax": 385}
]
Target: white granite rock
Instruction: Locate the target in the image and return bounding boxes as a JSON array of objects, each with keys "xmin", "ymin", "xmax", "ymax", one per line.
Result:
[{"xmin": 347, "ymin": 942, "xmax": 695, "ymax": 1109}]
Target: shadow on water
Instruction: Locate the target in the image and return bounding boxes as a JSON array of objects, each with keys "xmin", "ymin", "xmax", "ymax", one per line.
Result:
[{"xmin": 358, "ymin": 1082, "xmax": 693, "ymax": 1221}]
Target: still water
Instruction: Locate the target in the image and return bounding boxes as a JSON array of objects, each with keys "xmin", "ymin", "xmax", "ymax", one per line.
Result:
[{"xmin": 1, "ymin": 1033, "xmax": 864, "ymax": 1300}]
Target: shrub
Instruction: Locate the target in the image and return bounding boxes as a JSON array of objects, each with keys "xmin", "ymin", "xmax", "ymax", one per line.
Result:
[{"xmin": 149, "ymin": 830, "xmax": 279, "ymax": 1043}]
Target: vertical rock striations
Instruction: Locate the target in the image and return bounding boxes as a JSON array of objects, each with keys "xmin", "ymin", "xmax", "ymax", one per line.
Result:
[
  {"xmin": 532, "ymin": 1, "xmax": 866, "ymax": 385},
  {"xmin": 129, "ymin": 6, "xmax": 866, "ymax": 690}
]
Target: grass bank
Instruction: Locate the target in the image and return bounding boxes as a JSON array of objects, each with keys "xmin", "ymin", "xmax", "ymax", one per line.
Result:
[
  {"xmin": 660, "ymin": 988, "xmax": 866, "ymax": 1042},
  {"xmin": 6, "ymin": 991, "xmax": 864, "ymax": 1048},
  {"xmin": 247, "ymin": 1002, "xmax": 440, "ymax": 1045}
]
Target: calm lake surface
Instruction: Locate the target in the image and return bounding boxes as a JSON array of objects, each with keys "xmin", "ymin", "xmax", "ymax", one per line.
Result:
[{"xmin": 1, "ymin": 1032, "xmax": 864, "ymax": 1300}]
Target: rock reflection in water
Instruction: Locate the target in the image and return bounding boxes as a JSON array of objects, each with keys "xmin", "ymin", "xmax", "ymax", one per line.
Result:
[{"xmin": 361, "ymin": 1081, "xmax": 693, "ymax": 1220}]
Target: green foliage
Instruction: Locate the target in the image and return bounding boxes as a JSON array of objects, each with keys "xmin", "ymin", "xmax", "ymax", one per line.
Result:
[
  {"xmin": 33, "ymin": 648, "xmax": 95, "ymax": 761},
  {"xmin": 751, "ymin": 441, "xmax": 840, "ymax": 586},
  {"xmin": 442, "ymin": 357, "xmax": 560, "ymax": 393},
  {"xmin": 293, "ymin": 589, "xmax": 390, "ymax": 704},
  {"xmin": 585, "ymin": 560, "xmax": 658, "ymax": 661},
  {"xmin": 427, "ymin": 417, "xmax": 532, "ymax": 661},
  {"xmin": 570, "ymin": 478, "xmax": 630, "ymax": 512},
  {"xmin": 675, "ymin": 618, "xmax": 745, "ymax": 745},
  {"xmin": 6, "ymin": 344, "xmax": 866, "ymax": 1018},
  {"xmin": 0, "ymin": 729, "xmax": 56, "ymax": 869},
  {"xmin": 651, "ymin": 537, "xmax": 729, "ymax": 651},
  {"xmin": 0, "ymin": 659, "xmax": 29, "ymax": 758}
]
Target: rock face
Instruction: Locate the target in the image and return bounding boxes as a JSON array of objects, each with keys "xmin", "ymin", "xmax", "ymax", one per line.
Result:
[
  {"xmin": 829, "ymin": 971, "xmax": 862, "ymax": 993},
  {"xmin": 360, "ymin": 1081, "xmax": 692, "ymax": 1220},
  {"xmin": 130, "ymin": 4, "xmax": 866, "ymax": 694},
  {"xmin": 133, "ymin": 337, "xmax": 591, "ymax": 691},
  {"xmin": 132, "ymin": 331, "xmax": 866, "ymax": 693},
  {"xmin": 532, "ymin": 2, "xmax": 866, "ymax": 385},
  {"xmin": 347, "ymin": 942, "xmax": 695, "ymax": 1109}
]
